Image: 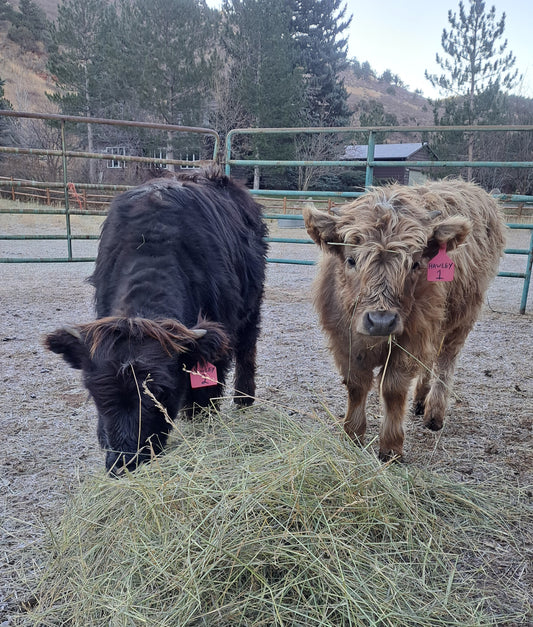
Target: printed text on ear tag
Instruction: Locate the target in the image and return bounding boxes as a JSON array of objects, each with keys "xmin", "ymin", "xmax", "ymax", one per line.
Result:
[
  {"xmin": 427, "ymin": 244, "xmax": 455, "ymax": 281},
  {"xmin": 190, "ymin": 362, "xmax": 218, "ymax": 388}
]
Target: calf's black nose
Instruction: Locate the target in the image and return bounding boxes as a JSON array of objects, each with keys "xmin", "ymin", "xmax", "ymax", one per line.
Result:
[{"xmin": 364, "ymin": 310, "xmax": 399, "ymax": 336}]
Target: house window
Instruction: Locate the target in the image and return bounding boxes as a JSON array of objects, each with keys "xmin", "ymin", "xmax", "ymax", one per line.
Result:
[
  {"xmin": 180, "ymin": 153, "xmax": 199, "ymax": 169},
  {"xmin": 105, "ymin": 146, "xmax": 126, "ymax": 169},
  {"xmin": 149, "ymin": 149, "xmax": 199, "ymax": 169},
  {"xmin": 150, "ymin": 148, "xmax": 168, "ymax": 169}
]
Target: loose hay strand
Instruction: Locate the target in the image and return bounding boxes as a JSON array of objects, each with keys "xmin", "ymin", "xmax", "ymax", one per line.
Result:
[
  {"xmin": 17, "ymin": 407, "xmax": 531, "ymax": 627},
  {"xmin": 390, "ymin": 337, "xmax": 462, "ymax": 402},
  {"xmin": 379, "ymin": 333, "xmax": 394, "ymax": 400}
]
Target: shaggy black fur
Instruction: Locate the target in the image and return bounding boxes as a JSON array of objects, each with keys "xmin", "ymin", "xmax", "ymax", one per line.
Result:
[{"xmin": 45, "ymin": 168, "xmax": 267, "ymax": 475}]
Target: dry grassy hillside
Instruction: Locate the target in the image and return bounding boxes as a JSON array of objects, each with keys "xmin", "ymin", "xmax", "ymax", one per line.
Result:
[
  {"xmin": 1, "ymin": 0, "xmax": 56, "ymax": 108},
  {"xmin": 2, "ymin": 0, "xmax": 434, "ymax": 126},
  {"xmin": 0, "ymin": 24, "xmax": 55, "ymax": 111},
  {"xmin": 343, "ymin": 71, "xmax": 435, "ymax": 127}
]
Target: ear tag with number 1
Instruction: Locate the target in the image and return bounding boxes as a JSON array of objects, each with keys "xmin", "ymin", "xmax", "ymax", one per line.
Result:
[
  {"xmin": 190, "ymin": 362, "xmax": 218, "ymax": 388},
  {"xmin": 427, "ymin": 244, "xmax": 455, "ymax": 282}
]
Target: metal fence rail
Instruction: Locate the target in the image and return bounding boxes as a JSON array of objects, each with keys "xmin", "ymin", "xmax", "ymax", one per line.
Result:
[
  {"xmin": 1, "ymin": 112, "xmax": 532, "ymax": 312},
  {"xmin": 0, "ymin": 110, "xmax": 219, "ymax": 260},
  {"xmin": 225, "ymin": 125, "xmax": 533, "ymax": 313}
]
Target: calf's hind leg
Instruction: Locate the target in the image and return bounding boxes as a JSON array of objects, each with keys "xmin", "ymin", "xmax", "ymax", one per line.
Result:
[
  {"xmin": 423, "ymin": 323, "xmax": 474, "ymax": 431},
  {"xmin": 413, "ymin": 368, "xmax": 432, "ymax": 416},
  {"xmin": 233, "ymin": 306, "xmax": 262, "ymax": 406}
]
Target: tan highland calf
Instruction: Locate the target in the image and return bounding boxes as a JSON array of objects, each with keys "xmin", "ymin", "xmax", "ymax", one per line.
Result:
[{"xmin": 304, "ymin": 180, "xmax": 506, "ymax": 460}]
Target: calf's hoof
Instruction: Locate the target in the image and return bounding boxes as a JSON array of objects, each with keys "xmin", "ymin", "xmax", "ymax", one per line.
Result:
[
  {"xmin": 234, "ymin": 394, "xmax": 254, "ymax": 407},
  {"xmin": 413, "ymin": 400, "xmax": 425, "ymax": 416},
  {"xmin": 106, "ymin": 450, "xmax": 148, "ymax": 477},
  {"xmin": 424, "ymin": 414, "xmax": 444, "ymax": 431},
  {"xmin": 378, "ymin": 449, "xmax": 404, "ymax": 463},
  {"xmin": 343, "ymin": 425, "xmax": 366, "ymax": 446}
]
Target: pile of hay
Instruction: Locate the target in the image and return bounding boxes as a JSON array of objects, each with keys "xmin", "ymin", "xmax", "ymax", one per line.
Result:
[{"xmin": 20, "ymin": 406, "xmax": 531, "ymax": 626}]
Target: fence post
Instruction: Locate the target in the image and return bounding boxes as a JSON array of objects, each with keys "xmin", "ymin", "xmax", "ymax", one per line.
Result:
[
  {"xmin": 365, "ymin": 131, "xmax": 375, "ymax": 189},
  {"xmin": 225, "ymin": 130, "xmax": 232, "ymax": 177},
  {"xmin": 520, "ymin": 229, "xmax": 533, "ymax": 314},
  {"xmin": 60, "ymin": 120, "xmax": 73, "ymax": 261}
]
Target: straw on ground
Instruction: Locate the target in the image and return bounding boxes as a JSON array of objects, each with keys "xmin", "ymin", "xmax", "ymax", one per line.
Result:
[{"xmin": 17, "ymin": 405, "xmax": 532, "ymax": 626}]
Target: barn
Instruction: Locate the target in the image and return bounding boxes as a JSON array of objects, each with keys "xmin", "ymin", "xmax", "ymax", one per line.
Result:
[{"xmin": 341, "ymin": 142, "xmax": 438, "ymax": 185}]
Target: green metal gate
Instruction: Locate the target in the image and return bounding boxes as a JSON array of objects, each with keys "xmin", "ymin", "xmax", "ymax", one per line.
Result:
[
  {"xmin": 0, "ymin": 110, "xmax": 219, "ymax": 261},
  {"xmin": 225, "ymin": 125, "xmax": 533, "ymax": 314}
]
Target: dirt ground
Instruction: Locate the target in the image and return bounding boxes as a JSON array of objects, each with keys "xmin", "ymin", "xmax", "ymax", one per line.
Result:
[{"xmin": 1, "ymin": 215, "xmax": 532, "ymax": 623}]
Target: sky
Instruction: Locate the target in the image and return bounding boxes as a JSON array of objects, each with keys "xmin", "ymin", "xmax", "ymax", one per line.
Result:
[
  {"xmin": 345, "ymin": 0, "xmax": 532, "ymax": 99},
  {"xmin": 206, "ymin": 0, "xmax": 532, "ymax": 100}
]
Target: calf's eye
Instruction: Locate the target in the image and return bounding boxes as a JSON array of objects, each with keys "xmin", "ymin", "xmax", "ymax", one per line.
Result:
[
  {"xmin": 346, "ymin": 256, "xmax": 356, "ymax": 268},
  {"xmin": 412, "ymin": 261, "xmax": 421, "ymax": 271}
]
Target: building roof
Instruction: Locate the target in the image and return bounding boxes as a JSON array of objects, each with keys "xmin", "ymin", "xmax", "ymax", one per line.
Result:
[{"xmin": 341, "ymin": 142, "xmax": 435, "ymax": 160}]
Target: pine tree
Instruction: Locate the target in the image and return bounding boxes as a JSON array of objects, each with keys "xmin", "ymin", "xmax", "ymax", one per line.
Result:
[
  {"xmin": 290, "ymin": 0, "xmax": 352, "ymax": 127},
  {"xmin": 119, "ymin": 0, "xmax": 216, "ymax": 127},
  {"xmin": 0, "ymin": 78, "xmax": 13, "ymax": 149},
  {"xmin": 118, "ymin": 0, "xmax": 217, "ymax": 165},
  {"xmin": 425, "ymin": 0, "xmax": 522, "ymax": 178},
  {"xmin": 0, "ymin": 78, "xmax": 11, "ymax": 109},
  {"xmin": 0, "ymin": 0, "xmax": 15, "ymax": 21},
  {"xmin": 282, "ymin": 0, "xmax": 353, "ymax": 189},
  {"xmin": 358, "ymin": 100, "xmax": 398, "ymax": 142},
  {"xmin": 8, "ymin": 0, "xmax": 50, "ymax": 52},
  {"xmin": 47, "ymin": 0, "xmax": 118, "ymax": 180},
  {"xmin": 220, "ymin": 0, "xmax": 304, "ymax": 188},
  {"xmin": 17, "ymin": 0, "xmax": 50, "ymax": 43},
  {"xmin": 221, "ymin": 0, "xmax": 303, "ymax": 131},
  {"xmin": 425, "ymin": 0, "xmax": 520, "ymax": 114}
]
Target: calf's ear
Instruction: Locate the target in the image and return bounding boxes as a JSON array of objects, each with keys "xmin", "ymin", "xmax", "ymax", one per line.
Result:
[
  {"xmin": 44, "ymin": 326, "xmax": 90, "ymax": 370},
  {"xmin": 303, "ymin": 207, "xmax": 343, "ymax": 249},
  {"xmin": 190, "ymin": 321, "xmax": 231, "ymax": 364},
  {"xmin": 425, "ymin": 216, "xmax": 472, "ymax": 256}
]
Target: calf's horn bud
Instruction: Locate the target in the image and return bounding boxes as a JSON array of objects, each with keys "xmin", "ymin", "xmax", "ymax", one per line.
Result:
[{"xmin": 63, "ymin": 325, "xmax": 82, "ymax": 340}]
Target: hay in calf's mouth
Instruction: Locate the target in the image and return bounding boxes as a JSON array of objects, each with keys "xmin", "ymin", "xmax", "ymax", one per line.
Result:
[{"xmin": 19, "ymin": 405, "xmax": 531, "ymax": 626}]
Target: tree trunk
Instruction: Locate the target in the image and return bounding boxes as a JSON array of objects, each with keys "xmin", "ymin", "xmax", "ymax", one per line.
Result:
[
  {"xmin": 467, "ymin": 133, "xmax": 474, "ymax": 182},
  {"xmin": 166, "ymin": 131, "xmax": 175, "ymax": 172},
  {"xmin": 84, "ymin": 63, "xmax": 96, "ymax": 184},
  {"xmin": 467, "ymin": 47, "xmax": 476, "ymax": 183}
]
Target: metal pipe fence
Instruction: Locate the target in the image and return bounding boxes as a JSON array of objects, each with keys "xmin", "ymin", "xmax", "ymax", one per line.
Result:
[
  {"xmin": 1, "ymin": 111, "xmax": 532, "ymax": 312},
  {"xmin": 225, "ymin": 125, "xmax": 533, "ymax": 313},
  {"xmin": 0, "ymin": 109, "xmax": 219, "ymax": 260}
]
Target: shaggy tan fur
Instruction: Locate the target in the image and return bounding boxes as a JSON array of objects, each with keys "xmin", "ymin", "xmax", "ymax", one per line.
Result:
[{"xmin": 304, "ymin": 180, "xmax": 506, "ymax": 460}]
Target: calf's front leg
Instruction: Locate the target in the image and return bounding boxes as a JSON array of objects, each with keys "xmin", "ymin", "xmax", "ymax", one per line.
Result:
[
  {"xmin": 379, "ymin": 368, "xmax": 414, "ymax": 461},
  {"xmin": 343, "ymin": 369, "xmax": 373, "ymax": 444}
]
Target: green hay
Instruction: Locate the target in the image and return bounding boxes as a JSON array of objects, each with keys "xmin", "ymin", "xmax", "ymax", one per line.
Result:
[{"xmin": 18, "ymin": 406, "xmax": 531, "ymax": 626}]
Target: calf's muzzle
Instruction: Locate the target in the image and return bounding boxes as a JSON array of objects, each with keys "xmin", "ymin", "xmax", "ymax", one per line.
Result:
[
  {"xmin": 105, "ymin": 449, "xmax": 151, "ymax": 477},
  {"xmin": 363, "ymin": 310, "xmax": 400, "ymax": 336}
]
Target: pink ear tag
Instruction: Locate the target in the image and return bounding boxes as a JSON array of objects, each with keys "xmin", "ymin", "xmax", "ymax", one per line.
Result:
[
  {"xmin": 190, "ymin": 362, "xmax": 218, "ymax": 388},
  {"xmin": 427, "ymin": 244, "xmax": 455, "ymax": 282}
]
